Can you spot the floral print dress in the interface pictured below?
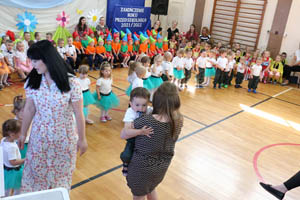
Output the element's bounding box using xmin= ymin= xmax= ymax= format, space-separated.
xmin=21 ymin=75 xmax=82 ymax=192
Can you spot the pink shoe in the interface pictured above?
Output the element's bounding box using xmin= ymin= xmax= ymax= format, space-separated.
xmin=100 ymin=116 xmax=107 ymax=122
xmin=264 ymin=80 xmax=267 ymax=84
xmin=105 ymin=116 xmax=112 ymax=121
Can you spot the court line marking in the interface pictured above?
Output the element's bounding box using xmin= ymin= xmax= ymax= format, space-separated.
xmin=253 ymin=143 xmax=300 ymax=183
xmin=71 ymin=96 xmax=272 ymax=190
xmin=71 ymin=79 xmax=297 ymax=190
xmin=272 ymin=88 xmax=293 ymax=98
xmin=71 ymin=164 xmax=122 ymax=190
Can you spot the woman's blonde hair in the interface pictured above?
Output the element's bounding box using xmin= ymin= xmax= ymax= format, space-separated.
xmin=152 ymin=82 xmax=183 ymax=140
xmin=12 ymin=95 xmax=26 ymax=115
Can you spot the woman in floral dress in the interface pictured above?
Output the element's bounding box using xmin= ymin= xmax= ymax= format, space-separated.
xmin=18 ymin=40 xmax=88 ymax=192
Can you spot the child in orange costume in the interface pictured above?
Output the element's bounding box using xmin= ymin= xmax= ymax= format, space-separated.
xmin=85 ymin=37 xmax=96 ymax=70
xmin=163 ymin=37 xmax=169 ymax=53
xmin=96 ymin=37 xmax=107 ymax=69
xmin=139 ymin=34 xmax=148 ymax=55
xmin=112 ymin=35 xmax=122 ymax=65
xmin=148 ymin=36 xmax=157 ymax=58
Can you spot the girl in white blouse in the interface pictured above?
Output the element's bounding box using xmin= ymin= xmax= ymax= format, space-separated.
xmin=93 ymin=62 xmax=120 ymax=122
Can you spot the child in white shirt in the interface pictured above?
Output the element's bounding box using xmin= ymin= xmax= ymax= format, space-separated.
xmin=235 ymin=56 xmax=247 ymax=88
xmin=203 ymin=50 xmax=217 ymax=87
xmin=223 ymin=53 xmax=236 ymax=88
xmin=57 ymin=38 xmax=66 ymax=60
xmin=120 ymin=87 xmax=153 ymax=176
xmin=172 ymin=49 xmax=185 ymax=89
xmin=182 ymin=48 xmax=194 ymax=88
xmin=65 ymin=37 xmax=77 ymax=70
xmin=161 ymin=52 xmax=173 ymax=82
xmin=248 ymin=57 xmax=263 ymax=93
xmin=214 ymin=49 xmax=228 ymax=89
xmin=196 ymin=49 xmax=207 ymax=88
xmin=1 ymin=119 xmax=24 ymax=196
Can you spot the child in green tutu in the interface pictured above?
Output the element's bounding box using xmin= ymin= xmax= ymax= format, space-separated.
xmin=78 ymin=65 xmax=96 ymax=124
xmin=1 ymin=119 xmax=24 ymax=196
xmin=93 ymin=62 xmax=120 ymax=122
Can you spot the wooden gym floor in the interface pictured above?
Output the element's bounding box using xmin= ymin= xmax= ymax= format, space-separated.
xmin=1 ymin=68 xmax=300 ymax=200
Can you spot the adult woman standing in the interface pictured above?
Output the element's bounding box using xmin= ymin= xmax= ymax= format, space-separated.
xmin=152 ymin=20 xmax=162 ymax=35
xmin=75 ymin=17 xmax=89 ymax=40
xmin=19 ymin=40 xmax=87 ymax=192
xmin=199 ymin=27 xmax=211 ymax=42
xmin=185 ymin=24 xmax=199 ymax=42
xmin=167 ymin=20 xmax=179 ymax=40
xmin=121 ymin=82 xmax=183 ymax=200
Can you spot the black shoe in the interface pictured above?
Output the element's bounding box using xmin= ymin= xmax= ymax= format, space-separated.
xmin=259 ymin=182 xmax=285 ymax=200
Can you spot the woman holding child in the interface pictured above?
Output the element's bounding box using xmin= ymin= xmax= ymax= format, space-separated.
xmin=121 ymin=82 xmax=183 ymax=200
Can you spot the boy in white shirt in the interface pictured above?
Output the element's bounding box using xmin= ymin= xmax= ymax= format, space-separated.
xmin=120 ymin=87 xmax=153 ymax=176
xmin=235 ymin=56 xmax=247 ymax=88
xmin=248 ymin=57 xmax=263 ymax=93
xmin=161 ymin=52 xmax=173 ymax=81
xmin=214 ymin=49 xmax=228 ymax=89
xmin=222 ymin=53 xmax=236 ymax=88
xmin=57 ymin=38 xmax=66 ymax=60
xmin=196 ymin=49 xmax=207 ymax=88
xmin=65 ymin=37 xmax=77 ymax=70
xmin=182 ymin=48 xmax=194 ymax=88
xmin=3 ymin=40 xmax=16 ymax=77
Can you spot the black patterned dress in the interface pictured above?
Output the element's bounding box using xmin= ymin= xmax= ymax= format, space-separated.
xmin=126 ymin=114 xmax=183 ymax=196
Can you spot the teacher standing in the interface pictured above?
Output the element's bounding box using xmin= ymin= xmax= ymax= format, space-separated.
xmin=19 ymin=40 xmax=87 ymax=192
xmin=121 ymin=82 xmax=183 ymax=200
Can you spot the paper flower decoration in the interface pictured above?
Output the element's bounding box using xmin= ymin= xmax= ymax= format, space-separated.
xmin=56 ymin=11 xmax=70 ymax=27
xmin=87 ymin=9 xmax=101 ymax=27
xmin=16 ymin=11 xmax=38 ymax=32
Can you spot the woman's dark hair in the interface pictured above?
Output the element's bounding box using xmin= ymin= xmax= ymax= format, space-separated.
xmin=2 ymin=119 xmax=21 ymax=137
xmin=77 ymin=17 xmax=87 ymax=32
xmin=152 ymin=82 xmax=182 ymax=140
xmin=26 ymin=40 xmax=75 ymax=93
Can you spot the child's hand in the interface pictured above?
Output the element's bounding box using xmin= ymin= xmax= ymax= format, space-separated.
xmin=98 ymin=95 xmax=101 ymax=100
xmin=140 ymin=126 xmax=153 ymax=138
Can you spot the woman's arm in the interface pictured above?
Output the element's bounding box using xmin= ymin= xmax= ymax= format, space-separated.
xmin=71 ymin=99 xmax=88 ymax=156
xmin=120 ymin=122 xmax=153 ymax=139
xmin=19 ymin=98 xmax=36 ymax=150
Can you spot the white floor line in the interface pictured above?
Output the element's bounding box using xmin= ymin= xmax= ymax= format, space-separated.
xmin=272 ymin=87 xmax=293 ymax=98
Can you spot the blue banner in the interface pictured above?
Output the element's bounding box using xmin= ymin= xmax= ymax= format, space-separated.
xmin=106 ymin=0 xmax=145 ymax=28
xmin=111 ymin=5 xmax=151 ymax=33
